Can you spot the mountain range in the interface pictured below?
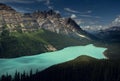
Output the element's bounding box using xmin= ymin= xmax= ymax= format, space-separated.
xmin=0 ymin=3 xmax=120 ymax=81
xmin=0 ymin=3 xmax=91 ymax=40
xmin=1 ymin=3 xmax=119 ymax=42
xmin=97 ymin=26 xmax=120 ymax=42
xmin=0 ymin=3 xmax=120 ymax=59
xmin=0 ymin=3 xmax=94 ymax=58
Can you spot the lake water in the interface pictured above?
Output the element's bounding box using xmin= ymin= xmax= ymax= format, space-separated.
xmin=0 ymin=44 xmax=107 ymax=76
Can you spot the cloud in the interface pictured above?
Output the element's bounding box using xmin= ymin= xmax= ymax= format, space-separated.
xmin=71 ymin=14 xmax=77 ymax=19
xmin=0 ymin=0 xmax=50 ymax=4
xmin=74 ymin=19 xmax=84 ymax=25
xmin=0 ymin=0 xmax=34 ymax=3
xmin=48 ymin=6 xmax=54 ymax=9
xmin=64 ymin=8 xmax=80 ymax=13
xmin=12 ymin=6 xmax=33 ymax=13
xmin=75 ymin=18 xmax=102 ymax=28
xmin=87 ymin=10 xmax=92 ymax=13
xmin=64 ymin=8 xmax=92 ymax=14
xmin=36 ymin=0 xmax=45 ymax=2
xmin=79 ymin=15 xmax=93 ymax=18
xmin=0 ymin=0 xmax=52 ymax=10
xmin=41 ymin=0 xmax=53 ymax=9
xmin=79 ymin=15 xmax=101 ymax=19
xmin=64 ymin=8 xmax=101 ymax=19
xmin=37 ymin=0 xmax=50 ymax=6
xmin=111 ymin=15 xmax=120 ymax=26
xmin=82 ymin=25 xmax=105 ymax=31
xmin=55 ymin=10 xmax=60 ymax=14
xmin=46 ymin=0 xmax=50 ymax=5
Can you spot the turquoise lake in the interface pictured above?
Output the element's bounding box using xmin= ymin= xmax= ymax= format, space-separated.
xmin=0 ymin=44 xmax=107 ymax=76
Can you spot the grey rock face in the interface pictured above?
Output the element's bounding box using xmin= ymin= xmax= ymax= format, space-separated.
xmin=0 ymin=4 xmax=90 ymax=40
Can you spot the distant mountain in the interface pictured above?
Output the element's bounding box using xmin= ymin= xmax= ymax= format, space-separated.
xmin=97 ymin=26 xmax=120 ymax=42
xmin=97 ymin=15 xmax=120 ymax=42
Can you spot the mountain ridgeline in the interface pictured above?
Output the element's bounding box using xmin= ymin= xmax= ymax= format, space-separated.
xmin=0 ymin=3 xmax=93 ymax=58
xmin=0 ymin=3 xmax=15 ymax=11
xmin=0 ymin=3 xmax=91 ymax=40
xmin=97 ymin=26 xmax=120 ymax=42
xmin=0 ymin=3 xmax=119 ymax=59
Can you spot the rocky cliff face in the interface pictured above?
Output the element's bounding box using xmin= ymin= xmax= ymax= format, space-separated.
xmin=0 ymin=3 xmax=39 ymax=32
xmin=0 ymin=4 xmax=21 ymax=31
xmin=33 ymin=10 xmax=89 ymax=39
xmin=0 ymin=3 xmax=15 ymax=11
xmin=0 ymin=3 xmax=90 ymax=40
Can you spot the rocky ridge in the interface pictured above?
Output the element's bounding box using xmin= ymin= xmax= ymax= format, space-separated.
xmin=0 ymin=3 xmax=90 ymax=40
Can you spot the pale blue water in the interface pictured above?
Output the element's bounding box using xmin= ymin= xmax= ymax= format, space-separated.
xmin=0 ymin=44 xmax=107 ymax=76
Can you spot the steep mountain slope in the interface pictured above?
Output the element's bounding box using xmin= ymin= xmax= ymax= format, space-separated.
xmin=0 ymin=29 xmax=91 ymax=58
xmin=33 ymin=10 xmax=93 ymax=40
xmin=0 ymin=3 xmax=14 ymax=11
xmin=0 ymin=3 xmax=22 ymax=31
xmin=0 ymin=3 xmax=95 ymax=58
xmin=0 ymin=3 xmax=39 ymax=32
xmin=0 ymin=3 xmax=93 ymax=41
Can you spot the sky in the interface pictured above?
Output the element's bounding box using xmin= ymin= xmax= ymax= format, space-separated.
xmin=0 ymin=0 xmax=120 ymax=30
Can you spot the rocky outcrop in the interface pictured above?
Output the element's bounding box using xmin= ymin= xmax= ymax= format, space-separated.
xmin=0 ymin=3 xmax=15 ymax=11
xmin=45 ymin=45 xmax=57 ymax=51
xmin=33 ymin=10 xmax=89 ymax=39
xmin=0 ymin=4 xmax=91 ymax=40
xmin=0 ymin=3 xmax=39 ymax=32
